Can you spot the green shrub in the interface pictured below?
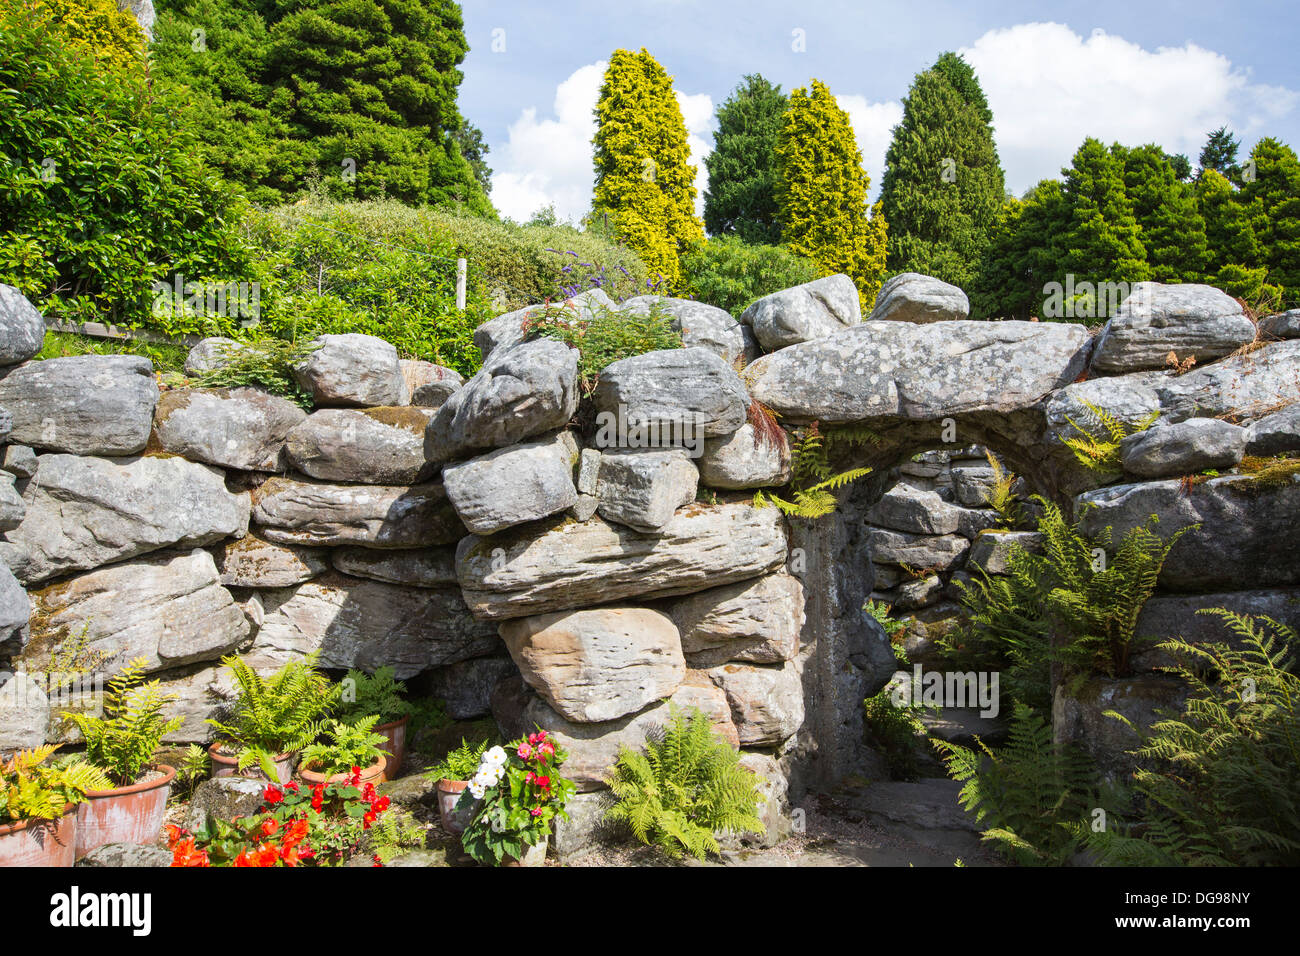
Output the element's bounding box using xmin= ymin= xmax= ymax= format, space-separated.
xmin=523 ymin=300 xmax=682 ymax=396
xmin=337 ymin=667 xmax=414 ymax=726
xmin=65 ymin=657 xmax=183 ymax=787
xmin=192 ymin=338 xmax=319 ymax=408
xmin=299 ymin=717 xmax=389 ymax=778
xmin=679 ymin=236 xmax=818 ymax=315
xmin=425 ymin=737 xmax=492 ymax=782
xmin=37 ymin=331 xmax=189 ymax=375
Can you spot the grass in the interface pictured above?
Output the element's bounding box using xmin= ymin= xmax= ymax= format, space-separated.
xmin=37 ymin=330 xmax=186 ymax=375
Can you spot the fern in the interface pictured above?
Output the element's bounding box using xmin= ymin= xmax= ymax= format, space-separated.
xmin=0 ymin=746 xmax=111 ymax=824
xmin=299 ymin=716 xmax=389 ymax=777
xmin=337 ymin=667 xmax=413 ymax=725
xmin=193 ymin=339 xmax=320 ymax=409
xmin=605 ymin=705 xmax=764 ymax=861
xmin=981 ymin=450 xmax=1020 ymax=528
xmin=754 ymin=420 xmax=876 ymax=519
xmin=67 ymin=656 xmax=183 ymax=787
xmin=1059 ymin=400 xmax=1158 ymax=476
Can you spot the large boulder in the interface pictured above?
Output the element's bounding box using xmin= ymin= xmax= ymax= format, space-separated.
xmin=595 ymin=447 xmax=698 ymax=532
xmin=183 ymin=337 xmax=248 ymax=376
xmin=25 ymin=549 xmax=248 ymax=676
xmin=620 ymin=295 xmax=752 ymax=366
xmin=706 ymin=661 xmax=804 ymax=746
xmin=401 ymin=360 xmax=463 ymax=408
xmin=0 ymin=285 xmax=47 ymax=366
xmin=329 ymin=546 xmax=458 ymax=588
xmin=866 ymin=482 xmax=962 ymax=535
xmin=590 ymin=347 xmax=748 ymax=441
xmin=1119 ymin=417 xmax=1247 ymax=478
xmin=292 ymin=334 xmax=407 ymax=407
xmin=473 ymin=288 xmax=613 ymax=358
xmin=2 ymin=444 xmax=37 ymax=479
xmin=0 ymin=355 xmax=158 ymax=455
xmin=728 ymin=752 xmax=793 ymax=848
xmin=153 ymin=387 xmax=306 ymax=472
xmin=0 ymin=472 xmax=24 ymax=532
xmin=0 ymin=454 xmax=250 ymax=585
xmin=1244 ymin=403 xmax=1300 ymax=456
xmin=214 ymin=534 xmax=328 ymax=588
xmin=697 ymin=423 xmax=791 ymax=490
xmin=866 ymin=273 xmax=969 ymax=324
xmin=1132 ymin=588 xmax=1300 ymax=670
xmin=285 ymin=407 xmax=434 ymax=484
xmin=456 ymin=501 xmax=788 ymax=621
xmin=499 ymin=607 xmax=686 ymax=722
xmin=251 ymin=477 xmax=464 ymax=549
xmin=1053 ymin=676 xmax=1187 ymax=782
xmin=1150 ymin=339 xmax=1300 ymax=423
xmin=251 ymin=573 xmax=498 ymax=678
xmin=425 ymin=337 xmax=579 ymax=463
xmin=740 ymin=274 xmax=861 ymax=351
xmin=184 ymin=778 xmax=267 ymax=831
xmin=1077 ymin=475 xmax=1300 ymax=591
xmin=747 ymin=320 xmax=1090 ymax=423
xmin=668 ymin=571 xmax=803 ymax=667
xmin=442 ymin=432 xmax=578 ymax=535
xmin=0 ymin=562 xmax=29 ymax=658
xmin=1091 ymin=283 xmax=1257 ymax=374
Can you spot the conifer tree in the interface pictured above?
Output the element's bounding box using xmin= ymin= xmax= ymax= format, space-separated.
xmin=1195 ymin=168 xmax=1267 ymax=301
xmin=592 ymin=47 xmax=704 ymax=290
xmin=970 ymin=181 xmax=1070 ymax=319
xmin=1199 ymin=126 xmax=1242 ymax=181
xmin=878 ymin=53 xmax=1004 ymax=290
xmin=703 ymin=74 xmax=787 ymax=244
xmin=1119 ymin=144 xmax=1209 ymax=283
xmin=775 ymin=79 xmax=888 ymax=310
xmin=1237 ymin=137 xmax=1300 ymax=305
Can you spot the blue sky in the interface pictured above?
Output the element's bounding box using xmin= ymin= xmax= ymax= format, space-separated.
xmin=457 ymin=0 xmax=1300 ymax=222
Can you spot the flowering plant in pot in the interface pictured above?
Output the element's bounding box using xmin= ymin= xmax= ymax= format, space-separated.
xmin=205 ymin=653 xmax=340 ymax=782
xmin=458 ymin=731 xmax=576 ymax=867
xmin=0 ymin=745 xmax=109 ymax=867
xmin=298 ymin=716 xmax=390 ymax=786
xmin=64 ymin=657 xmax=184 ymax=857
xmin=338 ymin=667 xmax=414 ymax=779
xmin=426 ymin=737 xmax=491 ymax=835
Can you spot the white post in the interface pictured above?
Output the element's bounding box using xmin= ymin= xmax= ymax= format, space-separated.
xmin=456 ymin=257 xmax=467 ymax=311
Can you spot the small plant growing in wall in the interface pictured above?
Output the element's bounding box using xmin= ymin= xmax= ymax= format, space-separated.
xmin=753 ymin=421 xmax=877 ymax=519
xmin=1058 ymin=400 xmax=1158 ymax=477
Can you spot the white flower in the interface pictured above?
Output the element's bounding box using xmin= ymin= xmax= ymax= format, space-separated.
xmin=468 ymin=782 xmax=486 ymax=799
xmin=473 ymin=768 xmax=495 ymax=788
xmin=483 ymin=746 xmax=507 ymax=766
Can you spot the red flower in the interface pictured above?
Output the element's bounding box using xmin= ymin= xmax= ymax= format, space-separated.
xmin=535 ymin=775 xmax=550 ymax=788
xmin=263 ymin=785 xmax=283 ymax=804
xmin=260 ymin=817 xmax=281 ymax=838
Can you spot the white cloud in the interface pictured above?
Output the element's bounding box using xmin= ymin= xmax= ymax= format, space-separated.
xmin=959 ymin=22 xmax=1299 ymax=194
xmin=836 ymin=95 xmax=904 ymax=199
xmin=490 ymin=63 xmax=714 ymax=223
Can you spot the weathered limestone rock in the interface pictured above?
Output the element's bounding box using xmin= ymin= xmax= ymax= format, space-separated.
xmin=456 ymin=501 xmax=788 ymax=621
xmin=0 ymin=562 xmax=29 ymax=658
xmin=955 ymin=505 xmax=1001 ymax=538
xmin=595 ymin=447 xmax=698 ymax=532
xmin=668 ymin=571 xmax=803 ymax=667
xmin=425 ymin=655 xmax=519 ymax=720
xmin=251 ymin=477 xmax=464 ymax=549
xmin=251 ymin=573 xmax=498 ymax=678
xmin=1132 ymin=588 xmax=1300 ymax=670
xmin=2 ymin=444 xmax=37 ymax=479
xmin=949 ymin=465 xmax=997 ymax=508
xmin=1053 ymin=676 xmax=1187 ymax=781
xmin=0 ymin=454 xmax=250 ymax=585
xmin=425 ymin=337 xmax=579 ymax=463
xmin=570 ymin=494 xmax=598 ymax=521
xmin=0 ymin=473 xmax=23 ymax=532
xmin=0 ymin=355 xmax=158 ymax=455
xmin=866 ymin=482 xmax=962 ymax=535
xmin=1260 ymin=308 xmax=1300 ymax=340
xmin=966 ymin=531 xmax=1043 ymax=575
xmin=473 ymin=288 xmax=613 ymax=358
xmin=329 ymin=546 xmax=458 ymax=588
xmin=866 ymin=272 xmax=969 ymax=324
xmin=728 ymin=752 xmax=793 ymax=848
xmin=401 ymin=360 xmax=463 ymax=408
xmin=894 ymin=574 xmax=943 ymax=610
xmin=77 ymin=843 xmax=172 ymax=868
xmin=499 ymin=607 xmax=686 ymax=722
xmin=1091 ymin=283 xmax=1256 ymax=374
xmin=183 ymin=337 xmax=249 ymax=376
xmin=697 ymin=423 xmax=791 ymax=489
xmin=154 ymin=387 xmax=306 ymax=472
xmin=442 ymin=433 xmax=578 ymax=535
xmin=590 ymin=348 xmax=748 ymax=440
xmin=0 ymin=671 xmax=48 ymax=751
xmin=1077 ymin=475 xmax=1300 ymax=590
xmin=285 ymin=406 xmax=434 ymax=484
xmin=866 ymin=527 xmax=969 ymax=571
xmin=551 ymin=790 xmax=618 ymax=861
xmin=576 ymin=448 xmax=601 ymax=494
xmin=1119 ymin=418 xmax=1247 ymax=478
xmin=0 ymin=285 xmax=47 ymax=366
xmin=746 ymin=320 xmax=1090 ymax=423
xmin=25 ymin=549 xmax=248 ymax=675
xmin=1244 ymin=403 xmax=1300 ymax=456
xmin=1152 ymin=340 xmax=1300 ymax=423
xmin=293 ymin=333 xmax=408 ymax=407
xmin=741 ymin=274 xmax=861 ymax=351
xmin=185 ymin=778 xmax=267 ymax=831
xmin=214 ymin=534 xmax=327 ymax=588
xmin=1044 ymin=374 xmax=1166 ymax=445
xmin=707 ymin=661 xmax=804 ymax=746
xmin=621 ymin=295 xmax=750 ymax=365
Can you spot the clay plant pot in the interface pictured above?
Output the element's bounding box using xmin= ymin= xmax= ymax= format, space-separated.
xmin=375 ymin=715 xmax=409 ymax=781
xmin=0 ymin=806 xmax=77 ymax=867
xmin=436 ymin=779 xmax=480 ymax=835
xmin=75 ymin=764 xmax=176 ymax=859
xmin=504 ymin=834 xmax=548 ymax=868
xmin=298 ymin=755 xmax=387 ymax=788
xmin=208 ymin=743 xmax=295 ymax=784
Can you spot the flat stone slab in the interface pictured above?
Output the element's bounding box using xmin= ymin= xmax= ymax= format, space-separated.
xmin=251 ymin=477 xmax=464 ymax=549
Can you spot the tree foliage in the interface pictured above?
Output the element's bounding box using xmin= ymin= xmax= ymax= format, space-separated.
xmin=703 ymin=74 xmax=787 ymax=244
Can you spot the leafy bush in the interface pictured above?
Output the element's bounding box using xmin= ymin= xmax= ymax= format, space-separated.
xmin=65 ymin=657 xmax=183 ymax=787
xmin=192 ymin=338 xmax=319 ymax=408
xmin=605 ymin=705 xmax=763 ymax=861
xmin=0 ymin=3 xmax=253 ymax=330
xmin=1088 ymin=611 xmax=1300 ymax=866
xmin=37 ymin=331 xmax=189 ymax=376
xmin=337 ymin=667 xmax=414 ymax=726
xmin=29 ymin=0 xmax=144 ymax=72
xmin=523 ymin=300 xmax=682 ymax=396
xmin=679 ymin=236 xmax=818 ymax=315
xmin=299 ymin=717 xmax=389 ymax=778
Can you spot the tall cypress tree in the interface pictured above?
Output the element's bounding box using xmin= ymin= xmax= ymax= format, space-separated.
xmin=703 ymin=74 xmax=787 ymax=244
xmin=1237 ymin=138 xmax=1300 ymax=305
xmin=1120 ymin=143 xmax=1210 ymax=283
xmin=878 ymin=52 xmax=1004 ymax=290
xmin=774 ymin=79 xmax=888 ymax=310
xmin=592 ymin=47 xmax=704 ymax=290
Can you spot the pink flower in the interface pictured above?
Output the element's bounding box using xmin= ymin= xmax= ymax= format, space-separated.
xmin=540 ymin=740 xmax=555 ymax=756
xmin=531 ymin=808 xmax=542 ymax=817
xmin=525 ymin=771 xmax=536 ymax=784
xmin=517 ymin=743 xmax=533 ymax=760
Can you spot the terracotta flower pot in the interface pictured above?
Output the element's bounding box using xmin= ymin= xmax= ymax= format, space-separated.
xmin=298 ymin=755 xmax=386 ymax=787
xmin=436 ymin=779 xmax=480 ymax=835
xmin=208 ymin=743 xmax=295 ymax=783
xmin=0 ymin=806 xmax=77 ymax=867
xmin=75 ymin=764 xmax=176 ymax=859
xmin=504 ymin=834 xmax=548 ymax=868
xmin=375 ymin=715 xmax=409 ymax=781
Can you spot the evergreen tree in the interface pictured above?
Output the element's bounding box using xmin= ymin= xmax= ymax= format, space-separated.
xmin=454 ymin=123 xmax=493 ymax=196
xmin=1119 ymin=143 xmax=1209 ymax=282
xmin=1194 ymin=168 xmax=1267 ymax=301
xmin=878 ymin=53 xmax=1005 ymax=291
xmin=702 ymin=74 xmax=787 ymax=244
xmin=1237 ymin=137 xmax=1300 ymax=306
xmin=971 ymin=181 xmax=1070 ymax=320
xmin=1199 ymin=126 xmax=1241 ymax=181
xmin=592 ymin=47 xmax=704 ymax=289
xmin=775 ymin=79 xmax=888 ymax=310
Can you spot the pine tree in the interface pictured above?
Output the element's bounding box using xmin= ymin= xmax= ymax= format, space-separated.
xmin=703 ymin=75 xmax=787 ymax=244
xmin=1194 ymin=168 xmax=1267 ymax=300
xmin=1119 ymin=144 xmax=1209 ymax=282
xmin=592 ymin=48 xmax=704 ymax=290
xmin=1199 ymin=126 xmax=1241 ymax=181
xmin=775 ymin=79 xmax=888 ymax=311
xmin=879 ymin=53 xmax=1005 ymax=291
xmin=1238 ymin=137 xmax=1300 ymax=306
xmin=971 ymin=180 xmax=1070 ymax=319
